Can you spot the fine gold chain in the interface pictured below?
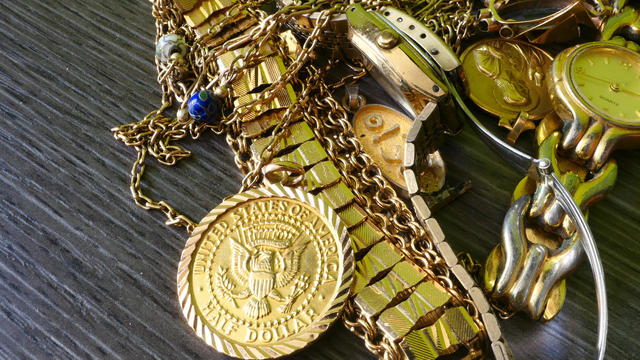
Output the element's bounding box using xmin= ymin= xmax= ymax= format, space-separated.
xmin=113 ymin=0 xmax=343 ymax=231
xmin=113 ymin=0 xmax=478 ymax=231
xmin=405 ymin=0 xmax=476 ymax=53
xmin=298 ymin=64 xmax=483 ymax=357
xmin=112 ymin=1 xmax=487 ymax=358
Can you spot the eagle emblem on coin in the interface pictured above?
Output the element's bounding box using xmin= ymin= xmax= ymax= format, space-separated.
xmin=177 ymin=185 xmax=353 ymax=359
xmin=216 ymin=224 xmax=310 ymax=319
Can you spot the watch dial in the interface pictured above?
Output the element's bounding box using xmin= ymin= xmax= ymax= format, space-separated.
xmin=569 ymin=45 xmax=640 ymax=127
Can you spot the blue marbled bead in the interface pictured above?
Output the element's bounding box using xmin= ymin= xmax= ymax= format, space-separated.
xmin=188 ymin=90 xmax=222 ymax=124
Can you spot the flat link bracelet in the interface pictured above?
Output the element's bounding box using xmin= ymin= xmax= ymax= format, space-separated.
xmin=230 ymin=45 xmax=494 ymax=357
xmin=403 ymin=102 xmax=511 ymax=359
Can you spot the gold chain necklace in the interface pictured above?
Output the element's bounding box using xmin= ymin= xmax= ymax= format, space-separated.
xmin=112 ymin=0 xmax=511 ymax=359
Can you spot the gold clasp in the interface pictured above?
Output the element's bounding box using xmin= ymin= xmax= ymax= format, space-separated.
xmin=262 ymin=160 xmax=306 ymax=188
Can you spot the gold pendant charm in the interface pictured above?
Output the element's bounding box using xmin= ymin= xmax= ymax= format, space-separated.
xmin=353 ymin=104 xmax=446 ymax=194
xmin=460 ymin=39 xmax=553 ymax=143
xmin=177 ymin=184 xmax=353 ymax=359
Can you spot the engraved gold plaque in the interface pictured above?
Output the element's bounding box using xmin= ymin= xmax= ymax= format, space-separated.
xmin=353 ymin=104 xmax=412 ymax=189
xmin=177 ymin=184 xmax=353 ymax=359
xmin=353 ymin=104 xmax=445 ymax=193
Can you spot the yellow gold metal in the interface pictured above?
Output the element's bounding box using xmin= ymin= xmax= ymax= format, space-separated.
xmin=241 ymin=125 xmax=491 ymax=358
xmin=400 ymin=329 xmax=443 ymax=359
xmin=262 ymin=161 xmax=305 ymax=187
xmin=350 ymin=220 xmax=385 ymax=254
xmin=242 ymin=112 xmax=282 ymax=138
xmin=250 ymin=121 xmax=315 ymax=162
xmin=356 ymin=261 xmax=425 ymax=322
xmin=112 ymin=1 xmax=507 ymax=358
xmin=335 ymin=204 xmax=367 ymax=229
xmin=353 ymin=104 xmax=412 ymax=190
xmin=479 ymin=38 xmax=640 ymax=326
xmin=355 ymin=285 xmax=393 ymax=318
xmin=305 ymin=161 xmax=342 ymax=192
xmin=483 ymin=131 xmax=617 ymax=320
xmin=318 ymin=181 xmax=356 ymax=210
xmin=234 ymin=84 xmax=297 ymax=122
xmin=549 ymin=41 xmax=640 ymax=170
xmin=460 ymin=39 xmax=554 ymax=143
xmin=278 ymin=140 xmax=328 ymax=168
xmin=183 ymin=0 xmax=234 ymax=28
xmin=173 ymin=0 xmax=198 ymax=12
xmin=353 ymin=104 xmax=447 ymax=195
xmin=177 ymin=184 xmax=353 ymax=359
xmin=352 ymin=240 xmax=403 ymax=293
xmin=443 ymin=306 xmax=480 ymax=343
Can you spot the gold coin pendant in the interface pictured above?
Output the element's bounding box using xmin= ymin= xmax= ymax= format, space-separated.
xmin=177 ymin=184 xmax=353 ymax=359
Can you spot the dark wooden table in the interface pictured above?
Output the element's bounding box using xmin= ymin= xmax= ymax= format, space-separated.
xmin=1 ymin=1 xmax=638 ymax=359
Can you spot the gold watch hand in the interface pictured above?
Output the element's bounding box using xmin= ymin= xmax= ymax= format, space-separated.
xmin=576 ymin=72 xmax=640 ymax=98
xmin=576 ymin=71 xmax=618 ymax=85
xmin=617 ymin=87 xmax=640 ymax=98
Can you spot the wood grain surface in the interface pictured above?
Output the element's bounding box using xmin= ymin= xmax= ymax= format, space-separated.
xmin=0 ymin=1 xmax=638 ymax=359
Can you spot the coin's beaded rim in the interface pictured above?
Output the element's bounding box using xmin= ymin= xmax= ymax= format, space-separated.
xmin=177 ymin=184 xmax=354 ymax=359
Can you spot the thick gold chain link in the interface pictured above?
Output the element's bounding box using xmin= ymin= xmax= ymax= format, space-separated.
xmin=292 ymin=63 xmax=485 ymax=357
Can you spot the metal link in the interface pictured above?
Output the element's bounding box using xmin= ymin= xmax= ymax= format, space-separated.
xmin=296 ymin=63 xmax=485 ymax=357
xmin=113 ymin=1 xmax=491 ymax=358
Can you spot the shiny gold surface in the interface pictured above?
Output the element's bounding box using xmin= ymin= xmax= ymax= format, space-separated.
xmin=114 ymin=2 xmax=508 ymax=358
xmin=568 ymin=45 xmax=640 ymax=127
xmin=173 ymin=0 xmax=199 ymax=12
xmin=353 ymin=104 xmax=446 ymax=193
xmin=353 ymin=105 xmax=412 ymax=189
xmin=177 ymin=185 xmax=353 ymax=358
xmin=460 ymin=39 xmax=553 ymax=143
xmin=183 ymin=0 xmax=234 ymax=28
xmin=346 ymin=5 xmax=448 ymax=118
xmin=549 ymin=42 xmax=640 ymax=170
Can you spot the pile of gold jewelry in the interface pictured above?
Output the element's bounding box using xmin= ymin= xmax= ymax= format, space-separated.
xmin=112 ymin=0 xmax=640 ymax=358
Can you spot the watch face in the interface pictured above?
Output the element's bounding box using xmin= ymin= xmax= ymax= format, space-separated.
xmin=568 ymin=44 xmax=640 ymax=127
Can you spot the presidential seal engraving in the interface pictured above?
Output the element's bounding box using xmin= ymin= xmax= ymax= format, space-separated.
xmin=177 ymin=184 xmax=353 ymax=359
xmin=216 ymin=224 xmax=310 ymax=319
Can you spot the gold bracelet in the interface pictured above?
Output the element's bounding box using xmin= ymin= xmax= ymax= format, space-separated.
xmin=111 ymin=0 xmax=519 ymax=359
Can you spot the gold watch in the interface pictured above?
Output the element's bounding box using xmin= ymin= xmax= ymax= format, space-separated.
xmin=548 ymin=41 xmax=640 ymax=170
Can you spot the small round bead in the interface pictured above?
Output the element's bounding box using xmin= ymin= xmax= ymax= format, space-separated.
xmin=188 ymin=90 xmax=222 ymax=124
xmin=156 ymin=34 xmax=188 ymax=63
